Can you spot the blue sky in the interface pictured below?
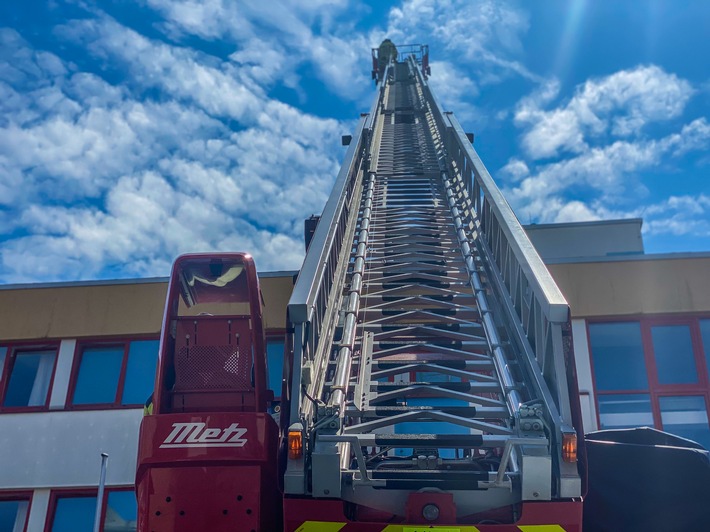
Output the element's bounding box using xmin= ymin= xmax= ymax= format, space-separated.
xmin=0 ymin=0 xmax=708 ymax=283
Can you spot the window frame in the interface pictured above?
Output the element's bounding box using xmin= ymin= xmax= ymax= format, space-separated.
xmin=44 ymin=486 xmax=136 ymax=532
xmin=588 ymin=313 xmax=710 ymax=440
xmin=66 ymin=335 xmax=159 ymax=410
xmin=0 ymin=341 xmax=59 ymax=412
xmin=0 ymin=490 xmax=33 ymax=532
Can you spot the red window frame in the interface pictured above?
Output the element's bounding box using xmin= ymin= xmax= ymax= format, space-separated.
xmin=588 ymin=313 xmax=710 ymax=435
xmin=0 ymin=490 xmax=33 ymax=532
xmin=44 ymin=486 xmax=135 ymax=532
xmin=66 ymin=335 xmax=159 ymax=410
xmin=0 ymin=342 xmax=59 ymax=412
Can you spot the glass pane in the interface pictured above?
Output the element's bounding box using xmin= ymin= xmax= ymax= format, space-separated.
xmin=415 ymin=369 xmax=462 ymax=383
xmin=700 ymin=319 xmax=710 ymax=381
xmin=104 ymin=491 xmax=137 ymax=532
xmin=395 ymin=397 xmax=468 ymax=458
xmin=0 ymin=500 xmax=28 ymax=532
xmin=651 ymin=325 xmax=698 ymax=384
xmin=598 ymin=394 xmax=654 ymax=429
xmin=121 ymin=340 xmax=159 ymax=405
xmin=73 ymin=347 xmax=124 ymax=405
xmin=0 ymin=347 xmax=6 ymax=384
xmin=266 ymin=339 xmax=284 ymax=395
xmin=51 ymin=496 xmax=96 ymax=532
xmin=4 ymin=350 xmax=56 ymax=407
xmin=659 ymin=396 xmax=710 ymax=450
xmin=589 ymin=322 xmax=648 ymax=391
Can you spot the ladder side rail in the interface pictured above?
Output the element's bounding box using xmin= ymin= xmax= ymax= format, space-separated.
xmin=288 ymin=70 xmax=385 ymax=327
xmin=286 ymin=81 xmax=387 ymax=495
xmin=286 ymin=115 xmax=367 ymax=430
xmin=412 ymin=59 xmax=581 ymax=497
xmin=440 ymin=103 xmax=582 ymax=496
xmin=410 ymin=58 xmax=565 ymax=416
xmin=411 ymin=57 xmax=572 ymax=418
xmin=444 ymin=112 xmax=574 ymax=426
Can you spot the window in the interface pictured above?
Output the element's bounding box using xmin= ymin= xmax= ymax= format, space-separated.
xmin=0 ymin=345 xmax=57 ymax=410
xmin=0 ymin=493 xmax=31 ymax=532
xmin=589 ymin=317 xmax=710 ymax=449
xmin=103 ymin=490 xmax=137 ymax=532
xmin=266 ymin=336 xmax=285 ymax=398
xmin=700 ymin=319 xmax=710 ymax=381
xmin=51 ymin=494 xmax=95 ymax=532
xmin=69 ymin=339 xmax=159 ymax=408
xmin=651 ymin=325 xmax=698 ymax=385
xmin=659 ymin=396 xmax=710 ymax=449
xmin=48 ymin=489 xmax=136 ymax=532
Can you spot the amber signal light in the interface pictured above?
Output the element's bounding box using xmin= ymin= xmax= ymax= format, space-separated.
xmin=288 ymin=430 xmax=303 ymax=460
xmin=562 ymin=432 xmax=577 ymax=463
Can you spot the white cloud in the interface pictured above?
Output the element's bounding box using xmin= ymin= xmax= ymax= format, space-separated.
xmin=0 ymin=13 xmax=348 ymax=283
xmin=386 ymin=0 xmax=534 ymax=82
xmin=140 ymin=0 xmax=371 ymax=103
xmin=515 ymin=65 xmax=695 ymax=159
xmin=499 ymin=158 xmax=530 ymax=182
xmin=504 ymin=117 xmax=710 ymax=224
xmin=426 ymin=60 xmax=480 ymax=123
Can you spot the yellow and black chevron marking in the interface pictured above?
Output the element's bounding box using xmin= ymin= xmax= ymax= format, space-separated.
xmin=295 ymin=522 xmax=567 ymax=532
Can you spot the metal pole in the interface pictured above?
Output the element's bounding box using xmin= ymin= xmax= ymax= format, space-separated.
xmin=93 ymin=452 xmax=109 ymax=532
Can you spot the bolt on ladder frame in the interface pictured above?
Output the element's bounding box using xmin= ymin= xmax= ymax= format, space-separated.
xmin=284 ymin=52 xmax=584 ymax=527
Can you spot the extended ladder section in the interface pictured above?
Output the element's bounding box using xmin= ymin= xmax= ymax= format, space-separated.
xmin=286 ymin=55 xmax=582 ymax=520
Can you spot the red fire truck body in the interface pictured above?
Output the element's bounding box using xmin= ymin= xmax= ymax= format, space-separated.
xmin=136 ymin=254 xmax=281 ymax=531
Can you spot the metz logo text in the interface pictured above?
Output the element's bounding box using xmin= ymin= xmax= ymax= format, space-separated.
xmin=160 ymin=422 xmax=248 ymax=448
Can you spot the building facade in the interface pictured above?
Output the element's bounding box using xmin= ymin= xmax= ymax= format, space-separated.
xmin=0 ymin=220 xmax=708 ymax=531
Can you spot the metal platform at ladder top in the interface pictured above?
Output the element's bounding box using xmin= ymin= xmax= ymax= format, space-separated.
xmin=286 ymin=52 xmax=582 ymax=519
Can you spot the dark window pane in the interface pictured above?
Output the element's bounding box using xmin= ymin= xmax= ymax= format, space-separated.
xmin=122 ymin=341 xmax=159 ymax=405
xmin=395 ymin=397 xmax=468 ymax=458
xmin=104 ymin=491 xmax=137 ymax=531
xmin=598 ymin=394 xmax=653 ymax=429
xmin=414 ymin=370 xmax=461 ymax=382
xmin=651 ymin=325 xmax=697 ymax=384
xmin=0 ymin=347 xmax=6 ymax=384
xmin=266 ymin=339 xmax=284 ymax=395
xmin=4 ymin=350 xmax=56 ymax=407
xmin=700 ymin=319 xmax=710 ymax=381
xmin=589 ymin=322 xmax=647 ymax=391
xmin=659 ymin=396 xmax=710 ymax=450
xmin=73 ymin=347 xmax=123 ymax=405
xmin=0 ymin=500 xmax=29 ymax=532
xmin=51 ymin=496 xmax=96 ymax=532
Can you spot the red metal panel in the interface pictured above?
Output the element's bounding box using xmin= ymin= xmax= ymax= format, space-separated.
xmin=137 ymin=412 xmax=280 ymax=531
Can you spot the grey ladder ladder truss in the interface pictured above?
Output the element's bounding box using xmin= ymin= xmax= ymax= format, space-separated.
xmin=286 ymin=56 xmax=582 ymax=519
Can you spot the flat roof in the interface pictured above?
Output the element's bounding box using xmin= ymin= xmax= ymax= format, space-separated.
xmin=0 ymin=270 xmax=299 ymax=291
xmin=544 ymin=251 xmax=710 ymax=264
xmin=524 ymin=218 xmax=643 ymax=231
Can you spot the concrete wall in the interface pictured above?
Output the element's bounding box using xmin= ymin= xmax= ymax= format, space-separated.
xmin=525 ymin=219 xmax=643 ymax=260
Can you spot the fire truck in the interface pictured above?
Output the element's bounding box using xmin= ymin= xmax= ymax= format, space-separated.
xmin=136 ymin=44 xmax=586 ymax=531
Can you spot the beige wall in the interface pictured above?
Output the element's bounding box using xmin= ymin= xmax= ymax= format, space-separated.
xmin=0 ymin=282 xmax=167 ymax=340
xmin=548 ymin=256 xmax=710 ymax=318
xmin=261 ymin=274 xmax=296 ymax=331
xmin=0 ymin=274 xmax=295 ymax=341
xmin=1 ymin=255 xmax=707 ymax=340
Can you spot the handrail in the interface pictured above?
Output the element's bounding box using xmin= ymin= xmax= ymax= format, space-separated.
xmin=288 ymin=114 xmax=367 ymax=324
xmin=412 ymin=57 xmax=573 ymax=427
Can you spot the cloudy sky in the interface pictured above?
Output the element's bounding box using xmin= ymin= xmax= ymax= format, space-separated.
xmin=1 ymin=0 xmax=708 ymax=283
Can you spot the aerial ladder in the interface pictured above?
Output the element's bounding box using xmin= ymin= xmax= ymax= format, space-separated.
xmin=281 ymin=46 xmax=584 ymax=530
xmin=136 ymin=45 xmax=585 ymax=531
